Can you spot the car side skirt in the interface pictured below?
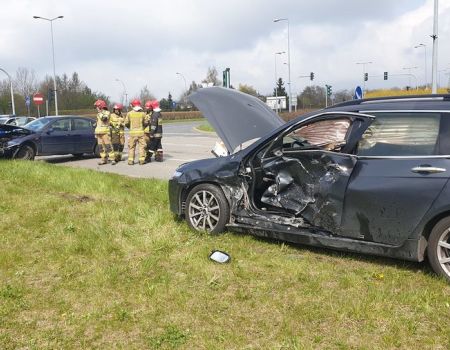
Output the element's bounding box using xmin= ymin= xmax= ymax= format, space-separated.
xmin=227 ymin=223 xmax=423 ymax=262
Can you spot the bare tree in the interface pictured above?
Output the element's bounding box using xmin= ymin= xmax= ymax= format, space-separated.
xmin=138 ymin=85 xmax=156 ymax=104
xmin=13 ymin=67 xmax=38 ymax=98
xmin=202 ymin=66 xmax=221 ymax=86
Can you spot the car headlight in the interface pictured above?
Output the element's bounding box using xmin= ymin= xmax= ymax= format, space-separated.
xmin=6 ymin=140 xmax=21 ymax=148
xmin=172 ymin=170 xmax=183 ymax=178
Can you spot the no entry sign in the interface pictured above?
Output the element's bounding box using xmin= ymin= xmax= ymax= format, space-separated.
xmin=33 ymin=93 xmax=44 ymax=105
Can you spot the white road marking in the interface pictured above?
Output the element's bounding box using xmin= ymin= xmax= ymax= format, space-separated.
xmin=167 ymin=158 xmax=199 ymax=162
xmin=164 ymin=142 xmax=211 ymax=147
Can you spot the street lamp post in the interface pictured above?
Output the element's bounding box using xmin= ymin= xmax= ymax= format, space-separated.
xmin=33 ymin=15 xmax=63 ymax=116
xmin=176 ymin=72 xmax=187 ymax=106
xmin=115 ymin=78 xmax=128 ymax=111
xmin=431 ymin=0 xmax=439 ymax=94
xmin=274 ymin=51 xmax=285 ymax=114
xmin=0 ymin=68 xmax=16 ymax=115
xmin=274 ymin=18 xmax=292 ymax=112
xmin=402 ymin=66 xmax=419 ymax=88
xmin=356 ymin=61 xmax=372 ymax=97
xmin=414 ymin=43 xmax=427 ymax=88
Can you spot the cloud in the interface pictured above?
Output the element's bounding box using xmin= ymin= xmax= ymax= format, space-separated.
xmin=0 ymin=0 xmax=448 ymax=102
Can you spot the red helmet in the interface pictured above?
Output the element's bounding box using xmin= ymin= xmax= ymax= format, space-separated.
xmin=151 ymin=100 xmax=160 ymax=109
xmin=130 ymin=99 xmax=141 ymax=107
xmin=144 ymin=100 xmax=153 ymax=110
xmin=94 ymin=99 xmax=107 ymax=109
xmin=113 ymin=103 xmax=123 ymax=110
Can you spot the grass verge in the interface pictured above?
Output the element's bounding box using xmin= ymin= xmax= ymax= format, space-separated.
xmin=0 ymin=161 xmax=449 ymax=349
xmin=196 ymin=122 xmax=215 ymax=133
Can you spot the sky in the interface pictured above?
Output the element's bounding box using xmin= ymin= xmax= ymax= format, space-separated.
xmin=1 ymin=0 xmax=450 ymax=103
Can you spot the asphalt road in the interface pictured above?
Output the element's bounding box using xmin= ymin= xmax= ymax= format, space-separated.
xmin=36 ymin=121 xmax=220 ymax=180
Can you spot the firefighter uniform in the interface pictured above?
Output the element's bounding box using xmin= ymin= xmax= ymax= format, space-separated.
xmin=110 ymin=112 xmax=125 ymax=162
xmin=125 ymin=107 xmax=147 ymax=165
xmin=144 ymin=112 xmax=152 ymax=162
xmin=148 ymin=108 xmax=163 ymax=162
xmin=95 ymin=109 xmax=114 ymax=164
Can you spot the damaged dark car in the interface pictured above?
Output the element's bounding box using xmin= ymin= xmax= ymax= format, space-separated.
xmin=0 ymin=116 xmax=97 ymax=160
xmin=169 ymin=87 xmax=450 ymax=281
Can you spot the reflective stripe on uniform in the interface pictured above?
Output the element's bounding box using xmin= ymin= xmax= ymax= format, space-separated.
xmin=95 ymin=111 xmax=111 ymax=134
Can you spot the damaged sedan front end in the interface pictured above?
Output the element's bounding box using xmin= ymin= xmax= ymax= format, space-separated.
xmin=0 ymin=124 xmax=35 ymax=158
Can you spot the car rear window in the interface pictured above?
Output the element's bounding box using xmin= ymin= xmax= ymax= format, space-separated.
xmin=357 ymin=112 xmax=441 ymax=156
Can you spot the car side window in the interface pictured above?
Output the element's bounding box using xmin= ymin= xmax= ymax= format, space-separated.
xmin=50 ymin=119 xmax=71 ymax=132
xmin=357 ymin=112 xmax=441 ymax=156
xmin=72 ymin=118 xmax=92 ymax=131
xmin=282 ymin=118 xmax=351 ymax=152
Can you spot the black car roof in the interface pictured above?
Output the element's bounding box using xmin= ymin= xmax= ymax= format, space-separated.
xmin=328 ymin=94 xmax=450 ymax=112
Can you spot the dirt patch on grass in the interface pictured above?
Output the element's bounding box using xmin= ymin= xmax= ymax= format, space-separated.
xmin=58 ymin=192 xmax=95 ymax=203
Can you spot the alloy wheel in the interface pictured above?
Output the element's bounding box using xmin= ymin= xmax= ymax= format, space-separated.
xmin=437 ymin=227 xmax=450 ymax=277
xmin=188 ymin=190 xmax=221 ymax=231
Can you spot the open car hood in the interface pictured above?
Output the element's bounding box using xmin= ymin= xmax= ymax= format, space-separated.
xmin=0 ymin=124 xmax=33 ymax=139
xmin=189 ymin=87 xmax=285 ymax=153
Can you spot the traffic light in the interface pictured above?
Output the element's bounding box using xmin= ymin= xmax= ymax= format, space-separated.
xmin=326 ymin=85 xmax=332 ymax=97
xmin=47 ymin=89 xmax=54 ymax=102
xmin=222 ymin=68 xmax=230 ymax=88
xmin=364 ymin=73 xmax=368 ymax=81
xmin=310 ymin=72 xmax=314 ymax=81
xmin=222 ymin=70 xmax=227 ymax=87
xmin=384 ymin=71 xmax=388 ymax=80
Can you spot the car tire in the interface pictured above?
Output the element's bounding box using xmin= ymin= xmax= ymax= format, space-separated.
xmin=185 ymin=184 xmax=229 ymax=233
xmin=94 ymin=144 xmax=101 ymax=158
xmin=427 ymin=217 xmax=450 ymax=282
xmin=14 ymin=144 xmax=35 ymax=160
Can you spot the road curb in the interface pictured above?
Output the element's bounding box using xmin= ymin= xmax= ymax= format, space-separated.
xmin=193 ymin=126 xmax=216 ymax=134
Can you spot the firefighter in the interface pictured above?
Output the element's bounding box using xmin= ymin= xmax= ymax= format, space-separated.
xmin=124 ymin=99 xmax=147 ymax=165
xmin=144 ymin=100 xmax=153 ymax=162
xmin=94 ymin=99 xmax=114 ymax=165
xmin=110 ymin=103 xmax=125 ymax=163
xmin=148 ymin=100 xmax=163 ymax=162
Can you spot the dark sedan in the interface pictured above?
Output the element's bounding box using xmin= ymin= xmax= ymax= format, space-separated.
xmin=0 ymin=116 xmax=98 ymax=160
xmin=169 ymin=87 xmax=450 ymax=281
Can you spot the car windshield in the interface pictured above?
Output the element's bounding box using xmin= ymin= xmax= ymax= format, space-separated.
xmin=25 ymin=118 xmax=52 ymax=131
xmin=0 ymin=117 xmax=9 ymax=124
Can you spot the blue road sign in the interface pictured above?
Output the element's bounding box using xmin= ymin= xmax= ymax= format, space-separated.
xmin=354 ymin=86 xmax=363 ymax=99
xmin=25 ymin=96 xmax=31 ymax=107
xmin=172 ymin=101 xmax=177 ymax=108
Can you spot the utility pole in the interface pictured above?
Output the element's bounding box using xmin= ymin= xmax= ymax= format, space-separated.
xmin=274 ymin=18 xmax=292 ymax=112
xmin=356 ymin=61 xmax=372 ymax=97
xmin=431 ymin=0 xmax=439 ymax=93
xmin=414 ymin=44 xmax=428 ymax=88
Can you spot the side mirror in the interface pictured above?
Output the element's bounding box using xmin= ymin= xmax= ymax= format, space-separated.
xmin=46 ymin=128 xmax=54 ymax=134
xmin=209 ymin=250 xmax=231 ymax=263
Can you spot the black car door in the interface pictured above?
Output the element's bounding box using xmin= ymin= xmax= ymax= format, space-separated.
xmin=40 ymin=118 xmax=74 ymax=155
xmin=341 ymin=111 xmax=450 ymax=246
xmin=71 ymin=118 xmax=96 ymax=153
xmin=257 ymin=112 xmax=374 ymax=234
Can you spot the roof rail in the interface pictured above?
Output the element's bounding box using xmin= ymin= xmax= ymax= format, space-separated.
xmin=331 ymin=94 xmax=450 ymax=108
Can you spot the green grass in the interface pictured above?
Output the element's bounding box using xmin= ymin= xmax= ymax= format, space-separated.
xmin=0 ymin=161 xmax=450 ymax=349
xmin=196 ymin=122 xmax=215 ymax=132
xmin=162 ymin=118 xmax=204 ymax=124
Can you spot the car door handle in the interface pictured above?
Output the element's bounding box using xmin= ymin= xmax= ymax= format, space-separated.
xmin=411 ymin=166 xmax=446 ymax=174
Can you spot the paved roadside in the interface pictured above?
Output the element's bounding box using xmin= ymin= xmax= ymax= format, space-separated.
xmin=37 ymin=121 xmax=220 ymax=180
